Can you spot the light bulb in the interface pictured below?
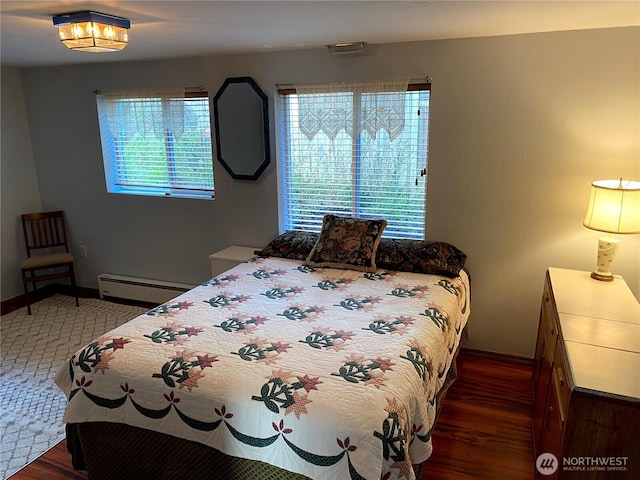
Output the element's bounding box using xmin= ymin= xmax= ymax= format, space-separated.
xmin=72 ymin=24 xmax=84 ymax=38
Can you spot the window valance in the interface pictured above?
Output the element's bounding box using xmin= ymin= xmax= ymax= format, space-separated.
xmin=98 ymin=88 xmax=186 ymax=140
xmin=293 ymin=79 xmax=409 ymax=141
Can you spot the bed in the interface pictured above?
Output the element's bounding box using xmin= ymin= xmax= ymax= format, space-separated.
xmin=55 ymin=218 xmax=470 ymax=480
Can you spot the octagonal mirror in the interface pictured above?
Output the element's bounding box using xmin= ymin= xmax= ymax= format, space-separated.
xmin=213 ymin=77 xmax=270 ymax=180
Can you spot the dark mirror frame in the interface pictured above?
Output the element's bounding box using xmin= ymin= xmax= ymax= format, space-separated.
xmin=213 ymin=77 xmax=270 ymax=181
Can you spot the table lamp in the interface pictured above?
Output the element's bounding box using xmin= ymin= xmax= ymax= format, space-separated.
xmin=583 ymin=178 xmax=640 ymax=281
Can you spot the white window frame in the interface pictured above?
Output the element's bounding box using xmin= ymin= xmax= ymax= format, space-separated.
xmin=96 ymin=89 xmax=215 ymax=200
xmin=276 ymin=82 xmax=430 ymax=239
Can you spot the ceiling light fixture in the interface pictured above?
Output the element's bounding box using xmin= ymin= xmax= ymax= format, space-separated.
xmin=52 ymin=11 xmax=130 ymax=53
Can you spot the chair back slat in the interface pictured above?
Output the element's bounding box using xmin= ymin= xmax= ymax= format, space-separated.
xmin=52 ymin=217 xmax=62 ymax=244
xmin=21 ymin=211 xmax=70 ymax=257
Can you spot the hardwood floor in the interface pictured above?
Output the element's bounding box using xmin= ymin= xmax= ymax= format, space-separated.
xmin=9 ymin=349 xmax=535 ymax=480
xmin=426 ymin=351 xmax=535 ymax=479
xmin=7 ymin=447 xmax=87 ymax=480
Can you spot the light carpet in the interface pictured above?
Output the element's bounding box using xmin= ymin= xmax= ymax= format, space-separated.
xmin=0 ymin=294 xmax=148 ymax=479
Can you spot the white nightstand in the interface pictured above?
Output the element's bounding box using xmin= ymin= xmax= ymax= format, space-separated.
xmin=209 ymin=246 xmax=260 ymax=277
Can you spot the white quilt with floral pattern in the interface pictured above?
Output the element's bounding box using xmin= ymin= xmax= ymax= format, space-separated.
xmin=55 ymin=257 xmax=470 ymax=480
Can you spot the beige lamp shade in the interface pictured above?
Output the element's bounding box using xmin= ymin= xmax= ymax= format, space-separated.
xmin=583 ymin=179 xmax=640 ymax=234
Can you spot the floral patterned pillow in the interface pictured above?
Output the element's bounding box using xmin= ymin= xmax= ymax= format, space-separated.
xmin=305 ymin=215 xmax=387 ymax=272
xmin=255 ymin=230 xmax=319 ymax=260
xmin=376 ymin=238 xmax=467 ymax=277
xmin=257 ymin=228 xmax=467 ymax=278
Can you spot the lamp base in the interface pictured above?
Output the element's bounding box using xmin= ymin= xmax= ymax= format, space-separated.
xmin=590 ymin=235 xmax=620 ymax=282
xmin=590 ymin=271 xmax=614 ymax=282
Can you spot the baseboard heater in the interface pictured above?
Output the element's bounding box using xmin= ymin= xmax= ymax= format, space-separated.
xmin=97 ymin=273 xmax=195 ymax=304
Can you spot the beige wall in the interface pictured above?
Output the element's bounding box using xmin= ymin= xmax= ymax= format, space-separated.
xmin=5 ymin=26 xmax=638 ymax=357
xmin=1 ymin=67 xmax=42 ymax=299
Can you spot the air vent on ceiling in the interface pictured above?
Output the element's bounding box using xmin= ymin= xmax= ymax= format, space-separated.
xmin=327 ymin=42 xmax=369 ymax=57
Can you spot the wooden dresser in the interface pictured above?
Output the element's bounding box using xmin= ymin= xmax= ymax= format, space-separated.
xmin=532 ymin=268 xmax=640 ymax=479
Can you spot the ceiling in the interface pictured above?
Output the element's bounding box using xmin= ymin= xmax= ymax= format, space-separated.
xmin=2 ymin=1 xmax=639 ymax=68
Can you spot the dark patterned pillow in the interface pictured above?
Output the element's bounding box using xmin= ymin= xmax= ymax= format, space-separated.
xmin=305 ymin=215 xmax=387 ymax=272
xmin=257 ymin=229 xmax=467 ymax=278
xmin=376 ymin=238 xmax=467 ymax=277
xmin=255 ymin=230 xmax=319 ymax=260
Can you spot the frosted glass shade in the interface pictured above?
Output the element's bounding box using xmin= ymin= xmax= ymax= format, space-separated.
xmin=53 ymin=12 xmax=129 ymax=52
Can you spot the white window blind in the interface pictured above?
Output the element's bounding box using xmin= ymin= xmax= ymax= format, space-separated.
xmin=96 ymin=88 xmax=214 ymax=199
xmin=278 ymin=81 xmax=430 ymax=239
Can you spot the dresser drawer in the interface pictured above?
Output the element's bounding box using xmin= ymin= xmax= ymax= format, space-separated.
xmin=552 ymin=341 xmax=570 ymax=423
xmin=542 ymin=279 xmax=560 ymax=355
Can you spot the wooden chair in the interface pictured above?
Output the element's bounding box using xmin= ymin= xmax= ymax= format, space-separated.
xmin=20 ymin=211 xmax=79 ymax=315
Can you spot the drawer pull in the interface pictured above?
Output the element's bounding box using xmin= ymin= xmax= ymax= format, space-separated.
xmin=557 ymin=366 xmax=567 ymax=387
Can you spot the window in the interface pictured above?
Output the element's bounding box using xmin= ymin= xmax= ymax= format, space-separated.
xmin=277 ymin=80 xmax=430 ymax=239
xmin=96 ymin=88 xmax=214 ymax=199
